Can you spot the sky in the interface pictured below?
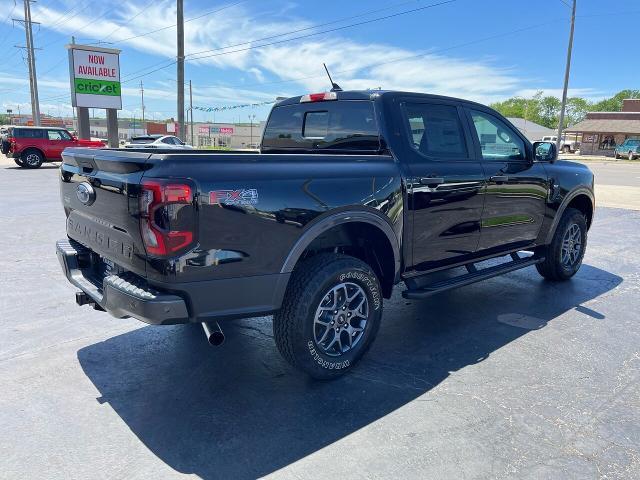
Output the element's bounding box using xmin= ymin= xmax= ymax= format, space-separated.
xmin=0 ymin=0 xmax=638 ymax=124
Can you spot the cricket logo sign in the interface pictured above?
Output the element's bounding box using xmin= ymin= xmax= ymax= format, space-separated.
xmin=67 ymin=44 xmax=122 ymax=110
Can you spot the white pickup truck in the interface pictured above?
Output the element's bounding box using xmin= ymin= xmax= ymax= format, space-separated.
xmin=541 ymin=135 xmax=580 ymax=153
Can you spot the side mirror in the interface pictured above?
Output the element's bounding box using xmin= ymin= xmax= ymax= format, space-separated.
xmin=533 ymin=141 xmax=557 ymax=162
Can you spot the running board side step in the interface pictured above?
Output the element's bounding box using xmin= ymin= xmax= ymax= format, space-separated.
xmin=402 ymin=255 xmax=545 ymax=299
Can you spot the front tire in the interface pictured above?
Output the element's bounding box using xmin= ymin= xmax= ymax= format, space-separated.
xmin=273 ymin=253 xmax=383 ymax=380
xmin=629 ymin=151 xmax=636 ymax=161
xmin=563 ymin=145 xmax=571 ymax=154
xmin=536 ymin=207 xmax=587 ymax=281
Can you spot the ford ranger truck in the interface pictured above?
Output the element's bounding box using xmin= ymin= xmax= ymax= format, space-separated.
xmin=56 ymin=90 xmax=595 ymax=379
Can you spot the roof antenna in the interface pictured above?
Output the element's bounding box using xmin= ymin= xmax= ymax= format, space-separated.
xmin=323 ymin=63 xmax=342 ymax=92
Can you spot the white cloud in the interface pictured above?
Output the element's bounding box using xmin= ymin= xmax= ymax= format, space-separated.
xmin=3 ymin=0 xmax=605 ymax=113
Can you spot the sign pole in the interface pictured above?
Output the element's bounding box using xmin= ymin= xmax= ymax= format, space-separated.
xmin=106 ymin=109 xmax=118 ymax=148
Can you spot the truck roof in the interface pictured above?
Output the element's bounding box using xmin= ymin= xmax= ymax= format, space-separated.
xmin=274 ymin=89 xmax=489 ymax=110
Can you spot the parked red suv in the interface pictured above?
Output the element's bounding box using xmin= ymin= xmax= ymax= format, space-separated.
xmin=2 ymin=126 xmax=105 ymax=168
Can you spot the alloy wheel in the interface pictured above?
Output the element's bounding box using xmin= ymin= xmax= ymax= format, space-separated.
xmin=561 ymin=223 xmax=582 ymax=267
xmin=313 ymin=282 xmax=369 ymax=357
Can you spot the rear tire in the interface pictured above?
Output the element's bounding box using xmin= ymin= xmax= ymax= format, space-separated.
xmin=14 ymin=158 xmax=25 ymax=167
xmin=629 ymin=151 xmax=636 ymax=161
xmin=535 ymin=207 xmax=587 ymax=281
xmin=21 ymin=149 xmax=43 ymax=169
xmin=563 ymin=145 xmax=571 ymax=154
xmin=273 ymin=253 xmax=383 ymax=380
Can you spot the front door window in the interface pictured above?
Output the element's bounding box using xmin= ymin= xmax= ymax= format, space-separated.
xmin=469 ymin=110 xmax=525 ymax=161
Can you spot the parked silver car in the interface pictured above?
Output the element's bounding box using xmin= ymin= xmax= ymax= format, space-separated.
xmin=123 ymin=135 xmax=194 ymax=149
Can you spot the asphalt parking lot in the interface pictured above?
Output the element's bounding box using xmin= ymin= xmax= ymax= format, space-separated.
xmin=1 ymin=156 xmax=639 ymax=479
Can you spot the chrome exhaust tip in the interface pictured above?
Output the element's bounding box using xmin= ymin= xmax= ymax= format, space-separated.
xmin=202 ymin=321 xmax=225 ymax=346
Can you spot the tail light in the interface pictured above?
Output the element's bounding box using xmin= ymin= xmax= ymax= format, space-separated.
xmin=300 ymin=92 xmax=337 ymax=103
xmin=8 ymin=136 xmax=16 ymax=150
xmin=139 ymin=179 xmax=196 ymax=256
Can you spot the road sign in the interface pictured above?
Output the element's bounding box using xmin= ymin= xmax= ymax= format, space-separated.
xmin=66 ymin=44 xmax=122 ymax=110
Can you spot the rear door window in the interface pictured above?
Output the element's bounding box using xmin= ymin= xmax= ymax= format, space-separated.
xmin=262 ymin=101 xmax=380 ymax=152
xmin=402 ymin=102 xmax=468 ymax=159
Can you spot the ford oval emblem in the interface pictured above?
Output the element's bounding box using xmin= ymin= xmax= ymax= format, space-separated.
xmin=76 ymin=182 xmax=96 ymax=206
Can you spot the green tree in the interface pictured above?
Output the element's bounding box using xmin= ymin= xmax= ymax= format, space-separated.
xmin=565 ymin=97 xmax=590 ymax=126
xmin=538 ymin=96 xmax=562 ymax=129
xmin=591 ymin=90 xmax=640 ymax=111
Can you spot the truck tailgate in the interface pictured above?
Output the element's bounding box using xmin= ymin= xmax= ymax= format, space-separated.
xmin=60 ymin=148 xmax=151 ymax=277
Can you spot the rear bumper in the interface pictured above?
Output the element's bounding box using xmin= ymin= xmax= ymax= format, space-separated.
xmin=56 ymin=238 xmax=290 ymax=325
xmin=56 ymin=239 xmax=189 ymax=325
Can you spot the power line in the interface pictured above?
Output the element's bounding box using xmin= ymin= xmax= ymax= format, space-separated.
xmin=187 ymin=0 xmax=458 ymax=62
xmin=196 ymin=19 xmax=565 ymax=92
xmin=120 ymin=0 xmax=457 ymax=83
xmin=186 ymin=0 xmax=439 ymax=59
xmin=100 ymin=0 xmax=157 ymax=42
xmin=36 ymin=17 xmax=563 ymax=102
xmin=0 ymin=2 xmax=18 ymax=46
xmin=39 ymin=4 xmax=114 ymax=50
xmin=112 ymin=1 xmax=248 ymax=44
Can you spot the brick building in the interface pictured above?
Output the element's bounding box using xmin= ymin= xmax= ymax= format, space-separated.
xmin=566 ymin=99 xmax=640 ymax=156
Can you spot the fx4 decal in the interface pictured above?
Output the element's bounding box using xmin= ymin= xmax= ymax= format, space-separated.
xmin=209 ymin=189 xmax=259 ymax=206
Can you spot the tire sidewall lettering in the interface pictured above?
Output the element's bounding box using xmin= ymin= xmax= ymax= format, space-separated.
xmin=307 ymin=340 xmax=351 ymax=370
xmin=338 ymin=271 xmax=381 ymax=310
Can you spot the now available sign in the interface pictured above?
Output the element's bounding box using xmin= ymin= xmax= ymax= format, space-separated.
xmin=67 ymin=44 xmax=122 ymax=110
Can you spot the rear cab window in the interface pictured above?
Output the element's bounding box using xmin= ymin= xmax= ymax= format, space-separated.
xmin=262 ymin=100 xmax=380 ymax=153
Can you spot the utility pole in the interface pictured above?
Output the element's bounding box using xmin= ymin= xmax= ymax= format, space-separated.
xmin=189 ymin=79 xmax=194 ymax=146
xmin=13 ymin=0 xmax=41 ymax=125
xmin=140 ymin=80 xmax=145 ymax=134
xmin=177 ymin=0 xmax=185 ymax=142
xmin=556 ymin=0 xmax=576 ymax=153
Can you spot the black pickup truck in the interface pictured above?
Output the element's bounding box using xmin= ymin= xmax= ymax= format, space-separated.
xmin=57 ymin=90 xmax=594 ymax=379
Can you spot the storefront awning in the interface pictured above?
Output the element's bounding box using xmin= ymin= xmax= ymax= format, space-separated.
xmin=565 ymin=119 xmax=640 ymax=135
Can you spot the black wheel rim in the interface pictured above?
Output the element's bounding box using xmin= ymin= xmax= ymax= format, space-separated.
xmin=561 ymin=223 xmax=582 ymax=267
xmin=313 ymin=282 xmax=369 ymax=357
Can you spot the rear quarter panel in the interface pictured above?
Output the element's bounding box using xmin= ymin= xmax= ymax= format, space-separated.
xmin=143 ymin=153 xmax=403 ymax=283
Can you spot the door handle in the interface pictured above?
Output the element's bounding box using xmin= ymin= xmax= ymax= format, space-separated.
xmin=490 ymin=175 xmax=509 ymax=183
xmin=419 ymin=177 xmax=445 ymax=186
